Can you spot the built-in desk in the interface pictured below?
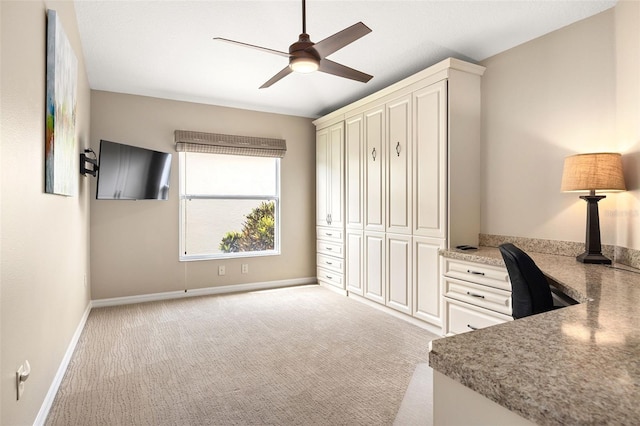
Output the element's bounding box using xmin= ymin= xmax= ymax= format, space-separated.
xmin=430 ymin=247 xmax=640 ymax=425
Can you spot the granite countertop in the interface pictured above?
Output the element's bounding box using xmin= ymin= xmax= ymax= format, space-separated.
xmin=430 ymin=248 xmax=640 ymax=425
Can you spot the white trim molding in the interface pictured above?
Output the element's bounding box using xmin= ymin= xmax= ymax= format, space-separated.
xmin=92 ymin=277 xmax=318 ymax=308
xmin=35 ymin=302 xmax=93 ymax=426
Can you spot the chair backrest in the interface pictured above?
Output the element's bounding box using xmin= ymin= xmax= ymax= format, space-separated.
xmin=498 ymin=243 xmax=554 ymax=319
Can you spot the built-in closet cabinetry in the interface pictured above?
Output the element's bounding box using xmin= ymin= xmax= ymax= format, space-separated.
xmin=316 ymin=122 xmax=345 ymax=291
xmin=314 ymin=58 xmax=484 ymax=334
xmin=316 ymin=122 xmax=344 ymax=229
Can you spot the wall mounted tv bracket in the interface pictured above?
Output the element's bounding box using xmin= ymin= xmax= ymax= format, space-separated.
xmin=80 ymin=148 xmax=98 ymax=177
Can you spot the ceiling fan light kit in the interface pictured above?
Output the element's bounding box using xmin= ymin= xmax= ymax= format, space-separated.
xmin=214 ymin=0 xmax=372 ymax=88
xmin=290 ymin=56 xmax=319 ymax=73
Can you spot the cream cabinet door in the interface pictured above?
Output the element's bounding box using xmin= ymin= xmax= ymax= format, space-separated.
xmin=364 ymin=231 xmax=385 ymax=304
xmin=345 ymin=114 xmax=364 ymax=230
xmin=413 ymin=80 xmax=446 ymax=238
xmin=346 ymin=230 xmax=364 ymax=296
xmin=316 ymin=122 xmax=344 ymax=228
xmin=413 ymin=236 xmax=445 ymax=326
xmin=386 ymin=94 xmax=412 ymax=234
xmin=364 ymin=105 xmax=385 ymax=232
xmin=327 ymin=122 xmax=344 ymax=229
xmin=386 ymin=233 xmax=412 ymax=315
xmin=316 ymin=127 xmax=329 ymax=227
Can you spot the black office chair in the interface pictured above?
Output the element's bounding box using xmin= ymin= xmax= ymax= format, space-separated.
xmin=498 ymin=243 xmax=555 ymax=319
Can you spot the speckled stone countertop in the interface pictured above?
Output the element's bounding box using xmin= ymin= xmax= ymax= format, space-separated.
xmin=430 ymin=247 xmax=640 ymax=425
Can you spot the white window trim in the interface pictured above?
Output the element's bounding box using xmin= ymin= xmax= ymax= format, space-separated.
xmin=178 ymin=153 xmax=281 ymax=261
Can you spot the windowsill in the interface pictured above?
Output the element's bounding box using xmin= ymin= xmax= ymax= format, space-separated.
xmin=179 ymin=251 xmax=280 ymax=262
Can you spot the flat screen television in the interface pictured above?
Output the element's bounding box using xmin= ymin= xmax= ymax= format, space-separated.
xmin=96 ymin=140 xmax=172 ymax=200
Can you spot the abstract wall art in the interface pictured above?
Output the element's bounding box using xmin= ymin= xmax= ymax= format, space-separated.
xmin=45 ymin=9 xmax=78 ymax=196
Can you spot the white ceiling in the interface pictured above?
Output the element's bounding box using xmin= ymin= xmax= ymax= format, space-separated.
xmin=74 ymin=0 xmax=616 ymax=118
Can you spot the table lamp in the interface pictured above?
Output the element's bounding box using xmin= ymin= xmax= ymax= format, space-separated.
xmin=560 ymin=153 xmax=626 ymax=264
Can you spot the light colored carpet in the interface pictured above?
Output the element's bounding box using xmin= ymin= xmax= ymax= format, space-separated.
xmin=46 ymin=285 xmax=437 ymax=425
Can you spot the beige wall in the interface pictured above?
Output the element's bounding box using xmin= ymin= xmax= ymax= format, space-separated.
xmin=481 ymin=3 xmax=640 ymax=251
xmin=0 ymin=1 xmax=91 ymax=424
xmin=615 ymin=1 xmax=640 ymax=250
xmin=89 ymin=91 xmax=316 ymax=300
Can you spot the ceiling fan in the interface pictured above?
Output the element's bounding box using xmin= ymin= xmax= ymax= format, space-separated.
xmin=214 ymin=0 xmax=373 ymax=89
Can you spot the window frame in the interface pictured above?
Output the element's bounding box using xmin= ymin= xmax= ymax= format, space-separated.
xmin=178 ymin=152 xmax=281 ymax=261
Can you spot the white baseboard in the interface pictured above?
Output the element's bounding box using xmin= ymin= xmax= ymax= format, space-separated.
xmin=318 ymin=281 xmax=348 ymax=296
xmin=91 ymin=277 xmax=318 ymax=308
xmin=34 ymin=302 xmax=93 ymax=426
xmin=347 ymin=293 xmax=444 ymax=336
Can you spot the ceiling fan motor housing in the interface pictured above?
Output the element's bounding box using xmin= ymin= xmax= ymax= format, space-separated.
xmin=289 ymin=34 xmax=320 ymax=60
xmin=288 ymin=33 xmax=320 ymax=72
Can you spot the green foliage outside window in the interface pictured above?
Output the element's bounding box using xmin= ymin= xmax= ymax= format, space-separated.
xmin=219 ymin=201 xmax=275 ymax=253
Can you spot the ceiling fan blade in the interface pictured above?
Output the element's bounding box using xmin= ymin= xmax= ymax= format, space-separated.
xmin=318 ymin=58 xmax=373 ymax=83
xmin=313 ymin=22 xmax=372 ymax=58
xmin=260 ymin=66 xmax=294 ymax=89
xmin=214 ymin=37 xmax=290 ymax=58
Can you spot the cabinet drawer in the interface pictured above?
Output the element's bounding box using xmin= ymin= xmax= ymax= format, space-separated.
xmin=317 ymin=240 xmax=344 ymax=257
xmin=445 ymin=298 xmax=512 ymax=335
xmin=444 ymin=277 xmax=512 ymax=316
xmin=317 ymin=267 xmax=344 ymax=288
xmin=444 ymin=259 xmax=510 ymax=291
xmin=317 ymin=253 xmax=344 ymax=274
xmin=317 ymin=227 xmax=343 ymax=243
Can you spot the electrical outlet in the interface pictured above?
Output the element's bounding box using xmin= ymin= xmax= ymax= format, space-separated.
xmin=218 ymin=265 xmax=225 ymax=276
xmin=241 ymin=264 xmax=249 ymax=274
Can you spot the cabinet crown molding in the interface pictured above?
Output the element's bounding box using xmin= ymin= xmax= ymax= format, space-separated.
xmin=313 ymin=57 xmax=485 ymax=128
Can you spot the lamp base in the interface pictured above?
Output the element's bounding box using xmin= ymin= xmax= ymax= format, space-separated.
xmin=577 ymin=193 xmax=611 ymax=265
xmin=576 ymin=252 xmax=612 ymax=265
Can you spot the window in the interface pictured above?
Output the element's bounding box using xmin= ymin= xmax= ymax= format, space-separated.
xmin=179 ymin=152 xmax=280 ymax=260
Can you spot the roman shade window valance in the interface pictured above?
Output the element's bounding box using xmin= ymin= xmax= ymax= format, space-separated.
xmin=174 ymin=130 xmax=286 ymax=158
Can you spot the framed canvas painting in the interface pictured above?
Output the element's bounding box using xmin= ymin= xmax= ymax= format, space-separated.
xmin=45 ymin=9 xmax=78 ymax=196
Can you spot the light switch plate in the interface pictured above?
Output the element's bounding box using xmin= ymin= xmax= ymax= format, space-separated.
xmin=16 ymin=361 xmax=30 ymax=401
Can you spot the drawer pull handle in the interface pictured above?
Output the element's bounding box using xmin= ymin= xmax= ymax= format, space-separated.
xmin=326 ymin=275 xmax=333 ymax=280
xmin=467 ymin=269 xmax=485 ymax=276
xmin=325 ymin=233 xmax=333 ymax=236
xmin=467 ymin=324 xmax=479 ymax=331
xmin=326 ymin=261 xmax=333 ymax=265
xmin=466 ymin=291 xmax=485 ymax=299
xmin=326 ymin=247 xmax=333 ymax=251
